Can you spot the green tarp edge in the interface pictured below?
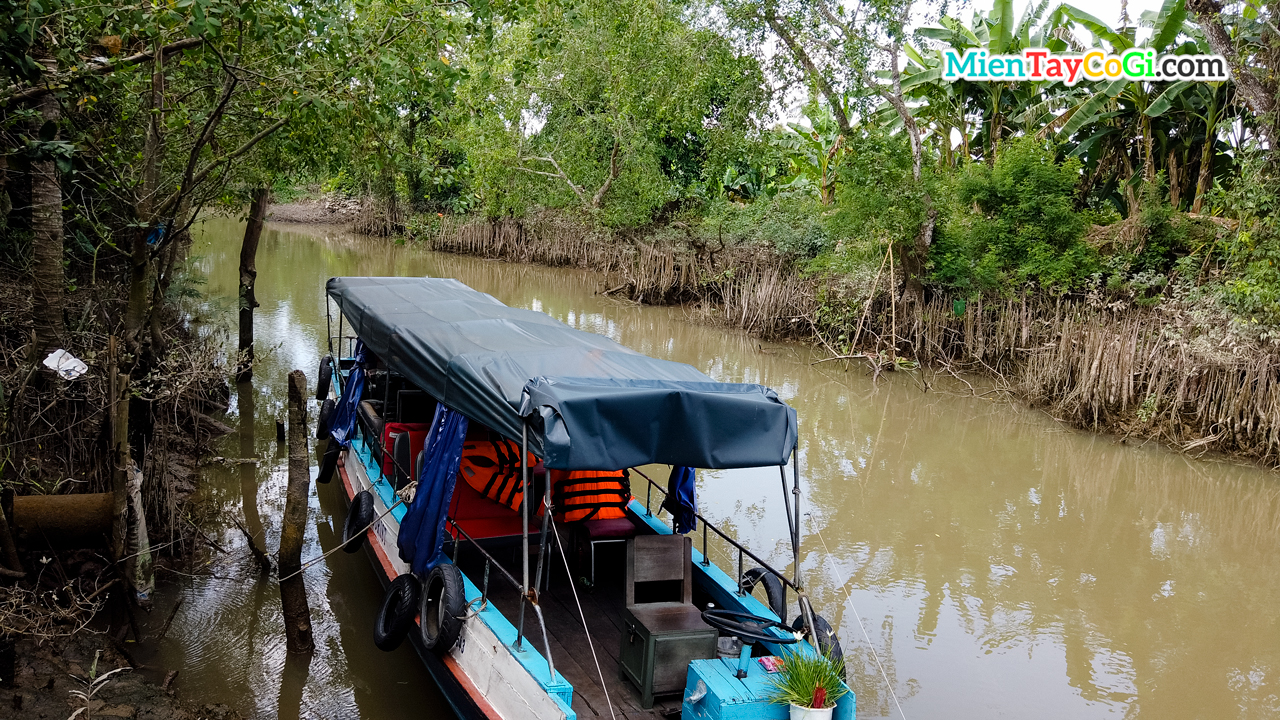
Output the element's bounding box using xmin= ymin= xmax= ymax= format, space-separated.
xmin=327 ymin=276 xmax=797 ymax=470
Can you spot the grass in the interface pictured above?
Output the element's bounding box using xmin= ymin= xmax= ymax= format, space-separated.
xmin=766 ymin=648 xmax=848 ymax=709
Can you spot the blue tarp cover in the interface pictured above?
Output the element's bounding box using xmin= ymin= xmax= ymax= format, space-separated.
xmin=327 ymin=340 xmax=367 ymax=447
xmin=397 ymin=404 xmax=469 ymax=574
xmin=327 ymin=277 xmax=797 ymax=470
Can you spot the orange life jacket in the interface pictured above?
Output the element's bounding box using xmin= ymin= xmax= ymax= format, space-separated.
xmin=550 ymin=469 xmax=631 ymax=522
xmin=458 ymin=435 xmax=536 ymax=511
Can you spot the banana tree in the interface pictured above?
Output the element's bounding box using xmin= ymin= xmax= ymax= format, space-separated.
xmin=1028 ymin=0 xmax=1203 ymax=213
xmin=900 ymin=0 xmax=1074 ymax=163
xmin=774 ymin=105 xmax=847 ymax=205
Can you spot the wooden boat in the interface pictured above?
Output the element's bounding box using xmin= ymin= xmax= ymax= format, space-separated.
xmin=316 ymin=277 xmax=854 ymax=719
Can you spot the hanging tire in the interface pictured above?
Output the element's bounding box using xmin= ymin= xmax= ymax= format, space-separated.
xmin=317 ymin=441 xmax=340 ymax=484
xmin=792 ymin=611 xmax=843 ymax=664
xmin=741 ymin=567 xmax=787 ymax=623
xmin=419 ymin=563 xmax=466 ymax=654
xmin=316 ymin=355 xmax=333 ymax=401
xmin=374 ymin=573 xmax=421 ymax=652
xmin=316 ymin=398 xmax=336 ymax=440
xmin=343 ymin=490 xmax=375 ymax=553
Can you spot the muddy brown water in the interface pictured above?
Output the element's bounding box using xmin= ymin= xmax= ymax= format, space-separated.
xmin=138 ymin=216 xmax=1280 ymax=719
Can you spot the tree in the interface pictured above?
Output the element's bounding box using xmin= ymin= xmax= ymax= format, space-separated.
xmin=457 ymin=0 xmax=769 ymax=225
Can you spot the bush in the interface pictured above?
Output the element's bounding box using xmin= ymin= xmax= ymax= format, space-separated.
xmin=1208 ymin=153 xmax=1280 ymax=325
xmin=698 ymin=194 xmax=831 ymax=257
xmin=934 ymin=138 xmax=1096 ymax=295
xmin=826 ymin=130 xmax=936 ymax=257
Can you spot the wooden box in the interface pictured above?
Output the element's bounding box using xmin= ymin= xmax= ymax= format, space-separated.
xmin=619 ymin=603 xmax=718 ymax=708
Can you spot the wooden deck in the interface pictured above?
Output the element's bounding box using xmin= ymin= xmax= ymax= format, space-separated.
xmin=455 ymin=538 xmax=686 ymax=719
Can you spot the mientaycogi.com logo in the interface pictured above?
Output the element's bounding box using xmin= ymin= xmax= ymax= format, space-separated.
xmin=943 ymin=48 xmax=1230 ymax=85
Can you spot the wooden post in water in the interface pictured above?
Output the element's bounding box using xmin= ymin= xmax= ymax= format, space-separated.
xmin=236 ymin=188 xmax=269 ymax=382
xmin=279 ymin=370 xmax=314 ymax=653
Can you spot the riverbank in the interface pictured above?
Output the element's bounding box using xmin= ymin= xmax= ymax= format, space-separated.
xmin=0 ymin=255 xmax=234 ymax=718
xmin=270 ymin=199 xmax=1280 ymax=468
xmin=1 ymin=633 xmax=242 ymax=720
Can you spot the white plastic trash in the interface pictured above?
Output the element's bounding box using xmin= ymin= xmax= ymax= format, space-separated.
xmin=43 ymin=349 xmax=89 ymax=380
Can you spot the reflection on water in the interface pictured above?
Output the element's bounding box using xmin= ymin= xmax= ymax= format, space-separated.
xmin=152 ymin=217 xmax=1280 ymax=719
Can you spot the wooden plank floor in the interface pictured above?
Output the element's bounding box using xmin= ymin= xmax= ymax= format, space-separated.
xmin=456 ymin=540 xmax=685 ymax=719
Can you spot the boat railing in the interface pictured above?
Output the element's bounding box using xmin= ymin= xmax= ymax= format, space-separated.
xmin=446 ymin=516 xmax=559 ymax=683
xmin=634 ymin=470 xmax=800 ymax=616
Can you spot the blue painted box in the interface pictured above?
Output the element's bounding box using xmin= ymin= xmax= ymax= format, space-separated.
xmin=680 ymin=657 xmax=854 ymax=720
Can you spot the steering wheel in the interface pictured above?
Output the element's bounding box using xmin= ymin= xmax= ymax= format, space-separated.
xmin=701 ymin=609 xmax=799 ymax=645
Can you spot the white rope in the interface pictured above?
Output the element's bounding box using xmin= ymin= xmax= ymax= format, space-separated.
xmin=814 ymin=526 xmax=908 ymax=720
xmin=550 ymin=518 xmax=617 ymax=720
xmin=278 ymin=496 xmax=404 ymax=583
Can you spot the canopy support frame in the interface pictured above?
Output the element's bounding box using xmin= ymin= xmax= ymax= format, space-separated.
xmin=516 ymin=422 xmax=530 ymax=651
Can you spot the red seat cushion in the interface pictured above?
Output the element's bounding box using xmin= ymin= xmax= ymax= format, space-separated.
xmin=581 ymin=517 xmax=637 ymax=540
xmin=381 ymin=422 xmax=430 ymax=478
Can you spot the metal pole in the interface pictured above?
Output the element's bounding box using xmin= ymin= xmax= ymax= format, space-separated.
xmin=325 ymin=297 xmax=333 ymax=355
xmin=794 ymin=443 xmax=817 ymax=640
xmin=532 ymin=604 xmax=557 ymax=682
xmin=779 ymin=465 xmax=796 ymax=564
xmin=528 ymin=442 xmax=557 ymax=682
xmin=792 ymin=446 xmax=802 ymax=590
xmin=533 ymin=462 xmax=553 ymax=596
xmin=516 ymin=422 xmax=529 ymax=650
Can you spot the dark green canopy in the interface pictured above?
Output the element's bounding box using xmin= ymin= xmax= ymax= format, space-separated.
xmin=327 ymin=277 xmax=797 ymax=470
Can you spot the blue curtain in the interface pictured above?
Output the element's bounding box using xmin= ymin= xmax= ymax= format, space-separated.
xmin=397 ymin=404 xmax=470 ymax=574
xmin=662 ymin=466 xmax=698 ymax=534
xmin=327 ymin=340 xmax=367 ymax=447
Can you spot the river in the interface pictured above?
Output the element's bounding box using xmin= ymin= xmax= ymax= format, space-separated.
xmin=138 ymin=216 xmax=1280 ymax=719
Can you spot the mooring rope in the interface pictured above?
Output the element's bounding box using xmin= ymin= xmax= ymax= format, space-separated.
xmin=814 ymin=525 xmax=909 ymax=720
xmin=549 ymin=517 xmax=617 ymax=720
xmin=278 ymin=496 xmax=404 ymax=583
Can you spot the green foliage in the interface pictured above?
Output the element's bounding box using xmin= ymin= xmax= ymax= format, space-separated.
xmin=774 ymin=104 xmax=847 ymax=205
xmin=766 ymin=649 xmax=849 ymax=709
xmin=1206 ymin=154 xmax=1280 ymax=324
xmin=700 ymin=195 xmax=831 ymax=258
xmin=934 ymin=138 xmax=1096 ymax=294
xmin=454 ymin=0 xmax=770 ymax=227
xmin=826 ymin=129 xmax=938 ymax=258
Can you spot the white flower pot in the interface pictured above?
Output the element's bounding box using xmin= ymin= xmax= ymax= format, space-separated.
xmin=789 ymin=703 xmax=834 ymax=720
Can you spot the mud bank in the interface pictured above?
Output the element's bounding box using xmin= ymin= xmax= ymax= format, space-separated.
xmin=1 ymin=633 xmax=241 ymax=720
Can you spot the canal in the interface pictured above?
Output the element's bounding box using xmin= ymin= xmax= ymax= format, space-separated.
xmin=138 ymin=216 xmax=1280 ymax=719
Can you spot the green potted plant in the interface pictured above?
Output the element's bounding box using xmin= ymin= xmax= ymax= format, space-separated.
xmin=766 ymin=649 xmax=848 ymax=719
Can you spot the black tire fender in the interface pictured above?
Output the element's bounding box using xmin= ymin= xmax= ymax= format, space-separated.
xmin=419 ymin=563 xmax=466 ymax=654
xmin=792 ymin=611 xmax=843 ymax=664
xmin=741 ymin=567 xmax=787 ymax=623
xmin=316 ymin=355 xmax=333 ymax=401
xmin=316 ymin=398 xmax=336 ymax=441
xmin=374 ymin=573 xmax=421 ymax=652
xmin=317 ymin=441 xmax=340 ymax=485
xmin=343 ymin=490 xmax=375 ymax=553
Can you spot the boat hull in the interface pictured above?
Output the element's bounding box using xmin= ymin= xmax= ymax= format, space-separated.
xmin=334 ymin=451 xmax=499 ymax=720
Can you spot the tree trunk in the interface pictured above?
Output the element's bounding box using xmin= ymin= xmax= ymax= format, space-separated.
xmin=1142 ymin=113 xmax=1156 ymax=186
xmin=280 ymin=370 xmax=313 ymax=654
xmin=764 ymin=10 xmax=853 ymax=136
xmin=237 ymin=188 xmax=269 ymax=382
xmin=1186 ymin=0 xmax=1276 ymax=149
xmin=879 ymin=32 xmax=932 ymax=306
xmin=1192 ymin=136 xmax=1213 ymax=214
xmin=108 ymin=337 xmax=129 ymax=560
xmin=30 ymin=57 xmax=64 ymax=356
